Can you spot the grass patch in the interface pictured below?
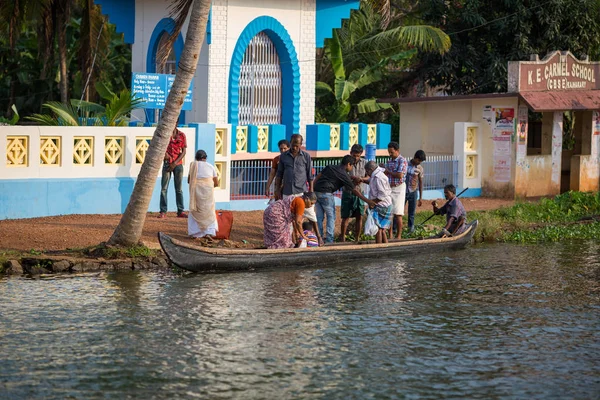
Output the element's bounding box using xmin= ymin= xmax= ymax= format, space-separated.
xmin=84 ymin=243 xmax=159 ymax=259
xmin=406 ymin=191 xmax=600 ymax=243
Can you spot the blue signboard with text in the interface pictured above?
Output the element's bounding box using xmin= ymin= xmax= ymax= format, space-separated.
xmin=131 ymin=72 xmax=193 ymax=111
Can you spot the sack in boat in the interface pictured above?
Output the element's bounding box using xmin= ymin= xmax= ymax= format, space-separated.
xmin=364 ymin=209 xmax=379 ymax=236
xmin=214 ymin=210 xmax=233 ymax=240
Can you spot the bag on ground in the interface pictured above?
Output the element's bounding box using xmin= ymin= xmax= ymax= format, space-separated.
xmin=214 ymin=210 xmax=233 ymax=239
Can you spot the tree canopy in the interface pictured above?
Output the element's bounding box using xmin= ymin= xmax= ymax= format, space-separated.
xmin=418 ymin=0 xmax=600 ymax=94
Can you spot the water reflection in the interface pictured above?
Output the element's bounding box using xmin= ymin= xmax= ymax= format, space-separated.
xmin=0 ymin=241 xmax=599 ymax=398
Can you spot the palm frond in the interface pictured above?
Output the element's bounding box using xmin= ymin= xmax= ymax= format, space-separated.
xmin=361 ymin=25 xmax=451 ymax=55
xmin=25 ymin=113 xmax=60 ymax=126
xmin=71 ymin=99 xmax=105 ymax=114
xmin=103 ymin=89 xmax=143 ymax=126
xmin=356 ymin=98 xmax=392 ymax=114
xmin=315 ymin=81 xmax=334 ymax=98
xmin=325 ymin=30 xmax=346 ymax=81
xmin=41 ymin=101 xmax=80 ymax=126
xmin=157 ymin=0 xmax=195 ymax=68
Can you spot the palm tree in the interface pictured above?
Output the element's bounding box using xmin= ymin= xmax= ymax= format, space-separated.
xmin=316 ymin=1 xmax=450 ymax=122
xmin=108 ymin=0 xmax=212 ymax=246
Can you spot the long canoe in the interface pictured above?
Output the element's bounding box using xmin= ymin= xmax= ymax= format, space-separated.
xmin=158 ymin=220 xmax=478 ymax=273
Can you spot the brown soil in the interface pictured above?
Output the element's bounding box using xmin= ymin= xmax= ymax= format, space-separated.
xmin=0 ymin=197 xmax=515 ymax=252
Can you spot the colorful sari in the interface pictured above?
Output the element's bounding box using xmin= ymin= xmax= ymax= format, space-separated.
xmin=263 ymin=196 xmax=295 ymax=249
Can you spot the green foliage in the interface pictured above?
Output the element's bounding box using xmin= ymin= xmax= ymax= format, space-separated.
xmin=0 ymin=105 xmax=19 ymax=125
xmin=316 ymin=1 xmax=450 ymax=123
xmin=419 ymin=0 xmax=600 ymax=94
xmin=26 ymin=89 xmax=142 ymax=126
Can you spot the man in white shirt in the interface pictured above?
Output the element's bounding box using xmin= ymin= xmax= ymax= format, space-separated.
xmin=355 ymin=161 xmax=393 ymax=243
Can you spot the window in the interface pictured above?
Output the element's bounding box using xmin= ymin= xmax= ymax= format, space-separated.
xmin=238 ymin=32 xmax=282 ymax=125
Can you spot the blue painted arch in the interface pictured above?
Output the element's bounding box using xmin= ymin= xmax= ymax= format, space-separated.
xmin=146 ymin=18 xmax=185 ymax=73
xmin=228 ymin=16 xmax=301 ymax=135
xmin=145 ymin=18 xmax=185 ymax=123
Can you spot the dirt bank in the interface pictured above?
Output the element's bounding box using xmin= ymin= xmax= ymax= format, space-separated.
xmin=0 ymin=197 xmax=515 ymax=252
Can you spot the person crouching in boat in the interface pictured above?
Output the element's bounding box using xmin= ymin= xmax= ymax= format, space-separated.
xmin=263 ymin=191 xmax=317 ymax=249
xmin=359 ymin=161 xmax=393 ymax=244
xmin=188 ymin=150 xmax=219 ymax=238
xmin=431 ymin=184 xmax=467 ymax=237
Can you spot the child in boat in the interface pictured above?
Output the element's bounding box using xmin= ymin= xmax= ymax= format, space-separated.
xmin=298 ymin=221 xmax=319 ymax=248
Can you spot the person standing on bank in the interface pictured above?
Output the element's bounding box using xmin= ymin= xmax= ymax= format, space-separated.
xmin=188 ymin=150 xmax=219 ymax=238
xmin=340 ymin=144 xmax=368 ymax=242
xmin=313 ymin=155 xmax=357 ymax=243
xmin=159 ymin=127 xmax=187 ymax=219
xmin=405 ymin=150 xmax=426 ymax=233
xmin=265 ymin=139 xmax=290 ymax=199
xmin=382 ymin=141 xmax=407 ymax=239
xmin=275 ymin=134 xmax=323 ymax=245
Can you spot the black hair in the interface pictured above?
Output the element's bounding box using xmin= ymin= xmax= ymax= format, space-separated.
xmin=302 ymin=191 xmax=317 ymax=202
xmin=290 ymin=133 xmax=303 ymax=143
xmin=278 ymin=139 xmax=290 ymax=148
xmin=387 ymin=141 xmax=399 ymax=150
xmin=341 ymin=154 xmax=355 ymax=166
xmin=350 ymin=144 xmax=363 ymax=154
xmin=302 ymin=221 xmax=312 ymax=231
xmin=414 ymin=150 xmax=426 ymax=161
xmin=444 ymin=184 xmax=456 ymax=194
xmin=195 ymin=150 xmax=208 ymax=161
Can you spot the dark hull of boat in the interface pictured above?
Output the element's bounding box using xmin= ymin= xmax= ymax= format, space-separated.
xmin=159 ymin=220 xmax=478 ymax=273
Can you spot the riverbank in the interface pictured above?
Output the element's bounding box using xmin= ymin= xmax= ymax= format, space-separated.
xmin=1 ymin=193 xmax=598 ymax=275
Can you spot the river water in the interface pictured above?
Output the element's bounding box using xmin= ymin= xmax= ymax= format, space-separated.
xmin=1 ymin=242 xmax=599 ymax=399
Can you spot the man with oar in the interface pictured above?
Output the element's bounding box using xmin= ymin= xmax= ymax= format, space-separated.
xmin=431 ymin=184 xmax=467 ymax=237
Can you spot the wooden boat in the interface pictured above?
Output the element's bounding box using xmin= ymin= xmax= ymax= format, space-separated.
xmin=158 ymin=220 xmax=478 ymax=273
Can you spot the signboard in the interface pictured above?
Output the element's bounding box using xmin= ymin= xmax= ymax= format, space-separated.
xmin=516 ymin=51 xmax=600 ymax=92
xmin=131 ymin=72 xmax=193 ymax=111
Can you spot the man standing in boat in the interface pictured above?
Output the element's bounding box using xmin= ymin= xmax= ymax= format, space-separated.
xmin=432 ymin=184 xmax=467 ymax=237
xmin=357 ymin=161 xmax=393 ymax=244
xmin=313 ymin=155 xmax=359 ymax=243
xmin=382 ymin=141 xmax=408 ymax=239
xmin=340 ymin=144 xmax=369 ymax=242
xmin=275 ymin=134 xmax=323 ymax=245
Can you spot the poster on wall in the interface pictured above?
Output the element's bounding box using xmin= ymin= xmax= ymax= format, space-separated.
xmin=483 ymin=105 xmax=493 ymax=126
xmin=493 ymin=139 xmax=511 ymax=156
xmin=517 ymin=105 xmax=528 ymax=144
xmin=594 ymin=111 xmax=600 ymax=136
xmin=494 ymin=155 xmax=511 ymax=182
xmin=493 ymin=107 xmax=515 ymax=138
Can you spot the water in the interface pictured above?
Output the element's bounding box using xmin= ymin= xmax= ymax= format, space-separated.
xmin=1 ymin=242 xmax=599 ymax=399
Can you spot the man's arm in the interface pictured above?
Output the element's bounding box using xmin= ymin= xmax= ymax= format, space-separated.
xmin=169 ymin=147 xmax=186 ymax=171
xmin=275 ymin=159 xmax=284 ymax=199
xmin=450 ymin=216 xmax=465 ymax=234
xmin=417 ymin=171 xmax=423 ymax=207
xmin=306 ymin=153 xmax=314 ymax=192
xmin=265 ymin=167 xmax=277 ymax=197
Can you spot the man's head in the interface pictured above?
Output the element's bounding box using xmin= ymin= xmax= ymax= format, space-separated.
xmin=341 ymin=155 xmax=354 ymax=172
xmin=413 ymin=150 xmax=426 ymax=166
xmin=278 ymin=139 xmax=290 ymax=153
xmin=290 ymin=134 xmax=303 ymax=155
xmin=350 ymin=144 xmax=364 ymax=163
xmin=365 ymin=160 xmax=378 ymax=177
xmin=388 ymin=141 xmax=400 ymax=158
xmin=443 ymin=184 xmax=456 ymax=200
xmin=302 ymin=191 xmax=317 ymax=208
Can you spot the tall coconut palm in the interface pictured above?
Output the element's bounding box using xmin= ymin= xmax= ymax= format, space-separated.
xmin=108 ymin=0 xmax=212 ymax=246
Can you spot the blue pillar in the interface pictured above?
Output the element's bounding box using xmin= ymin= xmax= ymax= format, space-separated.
xmin=358 ymin=123 xmax=368 ymax=148
xmin=247 ymin=125 xmax=258 ymax=153
xmin=269 ymin=124 xmax=286 ymax=152
xmin=230 ymin=125 xmax=237 ymax=155
xmin=306 ymin=124 xmax=330 ymax=151
xmin=340 ymin=123 xmax=350 ymax=151
xmin=376 ymin=123 xmax=391 ymax=149
xmin=189 ymin=123 xmax=216 ymax=165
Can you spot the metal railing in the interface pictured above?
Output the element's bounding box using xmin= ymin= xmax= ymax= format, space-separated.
xmin=229 ymin=155 xmax=459 ymax=200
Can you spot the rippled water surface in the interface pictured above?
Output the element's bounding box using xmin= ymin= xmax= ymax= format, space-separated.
xmin=1 ymin=242 xmax=600 ymax=399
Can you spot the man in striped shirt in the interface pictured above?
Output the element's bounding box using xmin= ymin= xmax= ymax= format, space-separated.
xmin=382 ymin=141 xmax=408 ymax=239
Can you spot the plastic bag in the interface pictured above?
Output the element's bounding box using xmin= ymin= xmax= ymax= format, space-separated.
xmin=364 ymin=209 xmax=379 ymax=236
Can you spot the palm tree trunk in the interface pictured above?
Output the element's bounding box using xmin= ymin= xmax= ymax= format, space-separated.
xmin=108 ymin=0 xmax=211 ymax=246
xmin=57 ymin=0 xmax=70 ymax=104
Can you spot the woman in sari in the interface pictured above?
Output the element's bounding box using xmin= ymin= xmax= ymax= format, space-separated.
xmin=188 ymin=150 xmax=219 ymax=238
xmin=263 ymin=192 xmax=317 ymax=249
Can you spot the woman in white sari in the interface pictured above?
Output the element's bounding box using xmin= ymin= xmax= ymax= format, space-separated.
xmin=188 ymin=150 xmax=219 ymax=238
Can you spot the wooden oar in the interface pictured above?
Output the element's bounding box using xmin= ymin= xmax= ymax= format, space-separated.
xmin=416 ymin=187 xmax=469 ymax=227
